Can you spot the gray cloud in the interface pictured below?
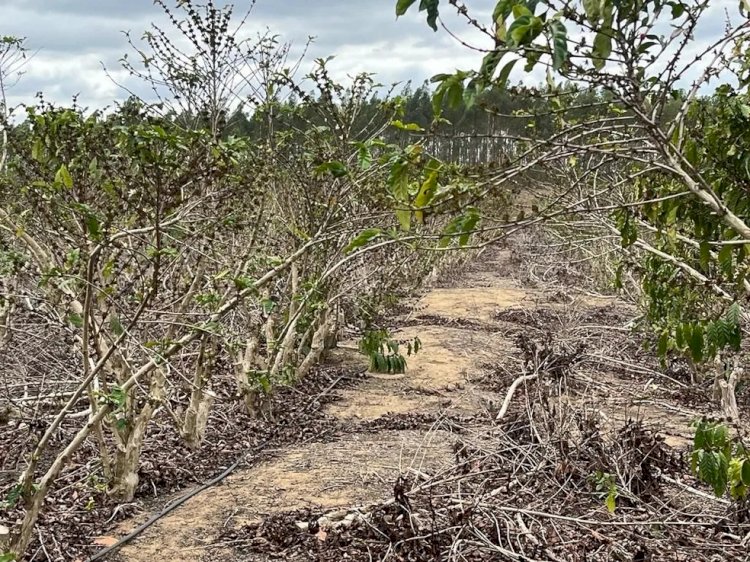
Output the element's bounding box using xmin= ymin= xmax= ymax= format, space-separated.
xmin=0 ymin=0 xmax=492 ymax=109
xmin=0 ymin=0 xmax=735 ymax=110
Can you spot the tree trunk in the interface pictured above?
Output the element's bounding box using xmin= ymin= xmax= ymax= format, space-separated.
xmin=270 ymin=266 xmax=300 ymax=379
xmin=714 ymin=358 xmax=742 ymax=422
xmin=181 ymin=388 xmax=216 ymax=450
xmin=297 ymin=309 xmax=332 ymax=379
xmin=324 ymin=304 xmax=341 ymax=350
xmin=109 ymin=369 xmax=165 ymax=501
xmin=233 ymin=334 xmax=272 ymax=419
xmin=263 ymin=288 xmax=276 ymax=361
xmin=181 ymin=336 xmax=217 ymax=449
xmin=0 ymin=277 xmax=13 ymax=347
xmin=111 ymin=432 xmax=145 ymax=502
xmin=270 ymin=315 xmax=298 ymax=379
xmin=0 ymin=525 xmax=9 ymax=552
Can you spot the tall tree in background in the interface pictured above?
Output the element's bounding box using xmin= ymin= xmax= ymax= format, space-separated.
xmin=0 ymin=36 xmax=28 ymax=173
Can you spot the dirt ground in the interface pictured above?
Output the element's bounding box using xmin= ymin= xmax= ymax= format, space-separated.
xmin=78 ymin=244 xmax=745 ymax=562
xmin=111 ymin=251 xmax=524 ymax=562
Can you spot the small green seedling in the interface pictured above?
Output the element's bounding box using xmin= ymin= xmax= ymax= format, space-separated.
xmin=359 ymin=329 xmax=421 ymax=374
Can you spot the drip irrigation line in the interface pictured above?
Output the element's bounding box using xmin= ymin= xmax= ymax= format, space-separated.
xmin=86 ymin=370 xmax=358 ymax=562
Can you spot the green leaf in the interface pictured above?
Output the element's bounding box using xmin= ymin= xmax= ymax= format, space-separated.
xmin=459 ymin=210 xmax=480 ymax=246
xmin=68 ymin=313 xmax=84 ymax=328
xmin=431 ymin=71 xmax=470 ymax=114
xmin=511 ymin=3 xmax=533 ymax=17
xmin=315 ymin=161 xmax=348 ymax=178
xmin=496 ymin=18 xmax=507 ymax=41
xmin=638 ymin=41 xmax=658 ymax=54
xmin=583 ymin=0 xmax=601 ymax=23
xmin=85 ymin=214 xmax=102 ymax=240
xmin=439 ymin=216 xmax=462 ymax=248
xmin=388 ymin=159 xmax=410 ymax=194
xmin=464 ymin=80 xmax=479 ymax=109
xmin=109 ymin=314 xmax=125 ymax=336
xmin=684 ymin=138 xmax=698 ymax=166
xmin=432 ymin=86 xmax=446 ymax=115
xmin=391 ymin=119 xmax=424 ymax=132
xmin=688 ymin=324 xmax=704 ymax=362
xmin=693 ymin=420 xmax=707 ymax=451
xmin=493 ymin=0 xmax=515 ymax=22
xmin=725 ymin=303 xmax=742 ymax=350
xmin=102 ymin=259 xmax=115 ymax=280
xmin=420 ymin=0 xmax=440 ymax=31
xmin=344 ymin=228 xmax=383 ymax=254
xmin=548 ymin=20 xmax=568 ymax=71
xmin=592 ymin=1 xmax=614 ymax=69
xmin=675 ymin=323 xmax=684 ymax=348
xmin=699 ymin=449 xmax=719 ymax=487
xmin=712 ymin=423 xmax=729 ymax=449
xmin=375 ymin=352 xmax=387 ymax=373
xmin=107 ymin=386 xmax=127 ymax=408
xmin=4 ymin=483 xmax=23 ymax=509
xmin=592 ymin=30 xmax=612 ymax=70
xmin=507 ymin=15 xmax=532 ymax=46
xmin=31 ymin=138 xmax=43 ymax=162
xmin=396 ymin=0 xmax=419 ymax=15
xmin=690 ymin=449 xmax=702 ymax=475
xmin=56 ymin=164 xmax=73 ymax=189
xmin=447 ymin=80 xmax=464 ymax=108
xmin=478 ymin=49 xmax=503 ymax=86
xmin=714 ymin=452 xmax=729 ymax=496
xmin=682 ymin=322 xmax=693 ymax=350
xmin=657 ymin=331 xmax=669 ymax=356
xmin=389 ymin=158 xmax=412 ymax=231
xmin=741 ymin=459 xmax=750 ymax=486
xmin=396 ymin=208 xmax=412 ymax=232
xmin=355 ymin=142 xmax=373 ymax=170
xmin=440 ymin=208 xmax=481 ymax=247
xmin=261 ymin=298 xmax=276 ymax=315
xmin=398 ymin=0 xmax=440 ymax=30
xmin=740 ymin=459 xmax=750 ymax=486
xmin=234 ymin=276 xmax=255 ymax=291
xmin=699 ymin=241 xmax=711 ymax=270
xmin=719 ymin=245 xmax=733 ymax=276
xmin=726 ymin=303 xmax=741 ymax=328
xmin=605 ymin=491 xmax=616 ymax=514
xmin=495 ymin=58 xmax=517 ymax=90
xmin=414 ymin=170 xmax=439 ymax=224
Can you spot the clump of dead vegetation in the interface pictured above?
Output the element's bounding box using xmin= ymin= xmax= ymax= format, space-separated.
xmin=216 ymin=332 xmax=747 ymax=561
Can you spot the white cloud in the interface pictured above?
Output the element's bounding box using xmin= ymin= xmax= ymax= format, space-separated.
xmin=0 ymin=0 xmax=738 ymax=110
xmin=0 ymin=0 xmax=502 ymax=108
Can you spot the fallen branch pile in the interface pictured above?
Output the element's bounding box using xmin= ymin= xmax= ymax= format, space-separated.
xmin=218 ymin=332 xmax=749 ymax=561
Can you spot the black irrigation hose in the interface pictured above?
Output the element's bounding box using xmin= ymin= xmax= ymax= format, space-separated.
xmin=86 ymin=371 xmax=357 ymax=562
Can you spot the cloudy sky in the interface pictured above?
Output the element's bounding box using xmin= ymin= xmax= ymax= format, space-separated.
xmin=0 ymin=0 xmax=739 ymax=111
xmin=0 ymin=0 xmax=495 ymax=110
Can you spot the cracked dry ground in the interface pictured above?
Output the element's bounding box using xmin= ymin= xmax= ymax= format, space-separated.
xmin=107 ymin=247 xmax=700 ymax=562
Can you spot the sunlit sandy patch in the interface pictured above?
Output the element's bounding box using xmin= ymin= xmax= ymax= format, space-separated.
xmin=417 ymin=286 xmax=528 ymax=322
